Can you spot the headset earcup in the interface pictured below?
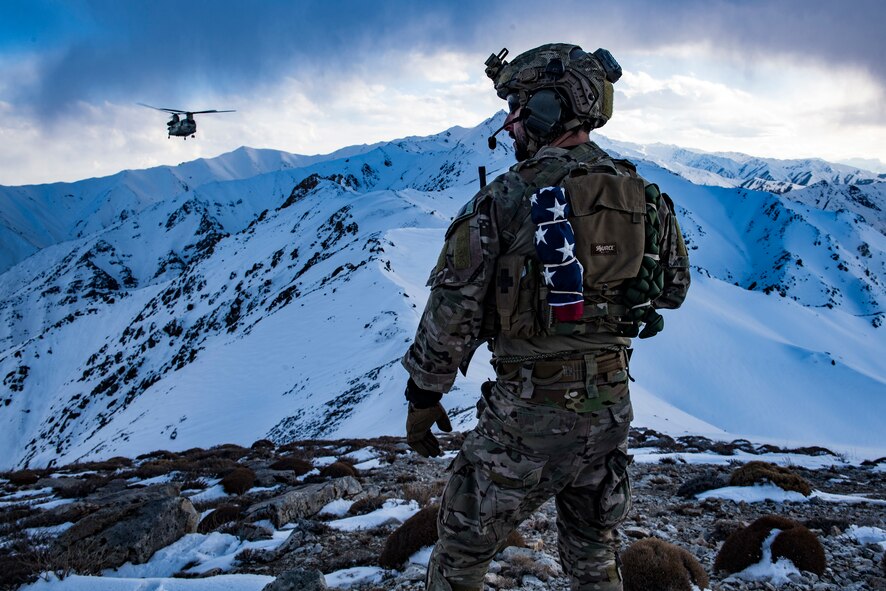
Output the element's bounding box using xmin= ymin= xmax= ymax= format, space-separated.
xmin=524 ymin=89 xmax=563 ymax=137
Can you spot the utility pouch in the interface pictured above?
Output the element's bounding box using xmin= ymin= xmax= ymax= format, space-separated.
xmin=495 ymin=254 xmax=543 ymax=338
xmin=564 ymin=172 xmax=646 ymax=290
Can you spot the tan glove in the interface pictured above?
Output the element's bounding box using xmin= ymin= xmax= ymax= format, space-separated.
xmin=406 ymin=402 xmax=453 ymax=457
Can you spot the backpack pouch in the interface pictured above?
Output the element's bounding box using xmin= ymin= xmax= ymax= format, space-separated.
xmin=564 ymin=173 xmax=646 ymax=290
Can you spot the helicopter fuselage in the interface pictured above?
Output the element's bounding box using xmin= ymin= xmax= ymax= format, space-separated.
xmin=167 ymin=117 xmax=197 ymax=138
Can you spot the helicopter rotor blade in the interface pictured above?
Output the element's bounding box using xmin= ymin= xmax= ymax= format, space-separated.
xmin=187 ymin=109 xmax=237 ymax=115
xmin=137 ymin=102 xmax=187 ymax=114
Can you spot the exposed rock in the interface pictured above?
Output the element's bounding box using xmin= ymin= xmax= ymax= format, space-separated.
xmin=245 ymin=476 xmax=362 ymax=527
xmin=221 ymin=521 xmax=274 ymax=541
xmin=261 ymin=567 xmax=327 ymax=591
xmin=52 ymin=483 xmax=199 ymax=570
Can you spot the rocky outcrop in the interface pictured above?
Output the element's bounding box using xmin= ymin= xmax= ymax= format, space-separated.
xmin=244 ymin=476 xmax=362 ymax=527
xmin=52 ymin=483 xmax=198 ymax=570
xmin=262 ymin=568 xmax=328 ymax=591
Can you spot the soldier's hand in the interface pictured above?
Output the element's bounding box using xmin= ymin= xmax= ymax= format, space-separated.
xmin=406 ymin=402 xmax=453 ymax=458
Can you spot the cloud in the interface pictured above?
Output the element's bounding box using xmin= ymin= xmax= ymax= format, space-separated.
xmin=5 ymin=0 xmax=883 ymax=119
xmin=605 ymin=61 xmax=886 ymax=166
xmin=1 ymin=0 xmax=884 ymax=184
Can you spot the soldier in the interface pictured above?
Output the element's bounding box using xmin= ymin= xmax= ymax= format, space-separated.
xmin=402 ymin=43 xmax=690 ymax=591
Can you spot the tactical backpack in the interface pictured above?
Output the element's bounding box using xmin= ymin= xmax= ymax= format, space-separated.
xmin=492 ymin=143 xmax=688 ymax=340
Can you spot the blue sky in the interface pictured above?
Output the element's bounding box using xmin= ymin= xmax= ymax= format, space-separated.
xmin=1 ymin=0 xmax=884 ymax=185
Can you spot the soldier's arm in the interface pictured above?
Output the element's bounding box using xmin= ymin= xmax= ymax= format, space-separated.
xmin=401 ymin=184 xmax=503 ymax=393
xmin=653 ymin=192 xmax=691 ymax=309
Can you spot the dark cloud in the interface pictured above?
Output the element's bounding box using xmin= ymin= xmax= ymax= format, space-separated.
xmin=4 ymin=0 xmax=884 ymax=119
xmin=7 ymin=0 xmax=492 ymax=117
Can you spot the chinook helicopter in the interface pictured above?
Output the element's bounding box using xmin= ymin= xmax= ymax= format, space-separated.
xmin=138 ymin=103 xmax=235 ymax=139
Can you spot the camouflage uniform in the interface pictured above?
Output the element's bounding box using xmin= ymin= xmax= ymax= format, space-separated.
xmin=402 ymin=139 xmax=690 ymax=591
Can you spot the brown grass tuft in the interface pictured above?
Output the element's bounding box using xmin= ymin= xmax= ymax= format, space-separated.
xmin=180 ymin=477 xmax=209 ymax=491
xmin=268 ymin=457 xmax=313 ymax=476
xmin=58 ymin=457 xmax=133 ymax=473
xmin=503 ymin=529 xmax=527 ymax=550
xmin=3 ymin=470 xmax=40 ymax=486
xmin=53 ymin=475 xmax=113 ymax=499
xmin=220 ymin=467 xmax=256 ymax=496
xmin=622 ymin=538 xmax=709 ymax=591
xmin=504 ymin=550 xmax=556 ymax=581
xmin=378 ymin=505 xmax=439 ymax=568
xmin=715 ymin=515 xmax=825 ymax=575
xmin=136 ymin=449 xmax=177 ymax=460
xmin=770 ymin=526 xmax=826 ymax=574
xmin=401 ymin=480 xmax=445 ymax=507
xmin=729 ymin=461 xmax=812 ymax=496
xmin=676 ymin=470 xmax=727 ymax=498
xmin=197 ymin=504 xmax=242 ymax=533
xmin=348 ymin=496 xmax=389 ymax=516
xmin=250 ymin=439 xmax=275 ymax=451
xmin=320 ymin=461 xmax=357 ymax=479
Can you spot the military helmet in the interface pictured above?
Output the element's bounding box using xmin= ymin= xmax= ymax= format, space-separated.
xmin=486 ymin=43 xmax=622 ymax=134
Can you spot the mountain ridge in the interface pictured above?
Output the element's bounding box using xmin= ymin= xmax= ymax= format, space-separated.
xmin=1 ymin=114 xmax=884 ymax=470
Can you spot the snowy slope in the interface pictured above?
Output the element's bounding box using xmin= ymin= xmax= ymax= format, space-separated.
xmin=1 ymin=113 xmax=884 ymax=469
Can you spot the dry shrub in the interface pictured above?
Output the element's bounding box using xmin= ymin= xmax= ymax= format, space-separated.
xmin=4 ymin=470 xmax=40 ymax=486
xmin=278 ymin=442 xmax=312 ymax=455
xmin=402 ymin=480 xmax=444 ymax=507
xmin=269 ymin=457 xmax=313 ymax=476
xmin=58 ymin=457 xmax=132 ymax=472
xmin=729 ymin=461 xmax=812 ymax=496
xmin=130 ymin=457 xmax=198 ymax=479
xmin=209 ymin=444 xmax=250 ymax=460
xmin=197 ymin=503 xmax=242 ymax=533
xmin=53 ymin=475 xmax=112 ymax=499
xmin=622 ymin=538 xmax=709 ymax=591
xmin=0 ymin=532 xmax=110 ymax=586
xmin=0 ymin=552 xmax=37 ymax=588
xmin=180 ymin=477 xmax=209 ymax=492
xmin=221 ymin=467 xmax=255 ymax=495
xmin=0 ymin=505 xmax=36 ymax=525
xmin=677 ymin=470 xmax=727 ymax=498
xmin=348 ymin=496 xmax=389 ymax=516
xmin=182 ymin=445 xmax=249 ymax=464
xmin=136 ymin=449 xmax=176 ymax=460
xmin=378 ymin=505 xmax=439 ymax=568
xmin=320 ymin=461 xmax=357 ymax=479
xmin=770 ymin=526 xmax=826 ymax=574
xmin=715 ymin=515 xmax=825 ymax=575
xmin=504 ymin=529 xmax=526 ymax=549
xmin=250 ymin=439 xmax=275 ymax=451
xmin=504 ymin=551 xmax=556 ymax=581
xmin=203 ymin=457 xmax=238 ymax=476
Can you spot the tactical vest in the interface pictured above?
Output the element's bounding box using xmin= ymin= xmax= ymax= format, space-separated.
xmin=492 ymin=143 xmax=674 ymax=340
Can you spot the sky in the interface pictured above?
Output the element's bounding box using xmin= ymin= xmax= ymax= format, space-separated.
xmin=0 ymin=0 xmax=884 ymax=186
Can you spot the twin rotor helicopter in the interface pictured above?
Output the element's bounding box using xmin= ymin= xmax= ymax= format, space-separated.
xmin=138 ymin=103 xmax=235 ymax=139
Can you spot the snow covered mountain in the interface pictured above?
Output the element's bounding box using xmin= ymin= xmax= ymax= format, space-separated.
xmin=1 ymin=113 xmax=884 ymax=469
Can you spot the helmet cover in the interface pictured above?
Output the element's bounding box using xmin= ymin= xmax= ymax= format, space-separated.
xmin=486 ymin=43 xmax=621 ymax=130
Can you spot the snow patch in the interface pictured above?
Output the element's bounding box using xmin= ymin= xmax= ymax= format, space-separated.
xmin=326 ymin=498 xmax=419 ymax=531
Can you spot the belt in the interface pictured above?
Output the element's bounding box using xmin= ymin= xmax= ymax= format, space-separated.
xmin=492 ymin=349 xmax=631 ymax=413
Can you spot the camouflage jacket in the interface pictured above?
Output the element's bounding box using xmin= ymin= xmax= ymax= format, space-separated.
xmin=402 ymin=142 xmax=690 ymax=393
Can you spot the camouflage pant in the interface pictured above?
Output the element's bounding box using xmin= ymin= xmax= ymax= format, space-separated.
xmin=426 ymin=380 xmax=633 ymax=591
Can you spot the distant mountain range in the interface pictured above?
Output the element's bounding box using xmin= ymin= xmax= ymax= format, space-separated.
xmin=1 ymin=113 xmax=884 ymax=469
